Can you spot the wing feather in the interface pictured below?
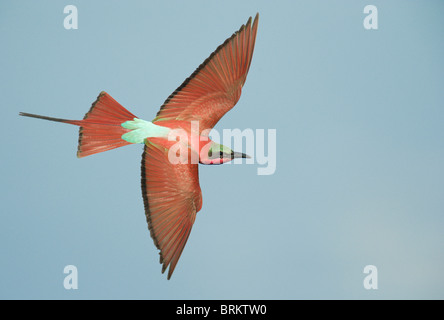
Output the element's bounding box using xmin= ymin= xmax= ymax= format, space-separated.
xmin=141 ymin=138 xmax=202 ymax=279
xmin=153 ymin=14 xmax=259 ymax=133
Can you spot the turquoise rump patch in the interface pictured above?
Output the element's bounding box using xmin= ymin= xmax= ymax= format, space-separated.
xmin=121 ymin=118 xmax=171 ymax=144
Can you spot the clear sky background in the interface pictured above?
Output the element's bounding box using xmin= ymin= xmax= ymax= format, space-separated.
xmin=1 ymin=1 xmax=443 ymax=299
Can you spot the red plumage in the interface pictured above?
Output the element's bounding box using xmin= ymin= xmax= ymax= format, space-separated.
xmin=20 ymin=91 xmax=137 ymax=157
xmin=19 ymin=13 xmax=259 ymax=280
xmin=75 ymin=92 xmax=137 ymax=157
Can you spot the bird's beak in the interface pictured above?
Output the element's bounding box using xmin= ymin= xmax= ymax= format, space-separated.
xmin=232 ymin=152 xmax=251 ymax=159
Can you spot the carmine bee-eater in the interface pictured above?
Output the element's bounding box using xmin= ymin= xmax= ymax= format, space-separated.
xmin=20 ymin=14 xmax=259 ymax=279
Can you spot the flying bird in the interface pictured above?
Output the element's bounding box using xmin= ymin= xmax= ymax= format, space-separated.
xmin=20 ymin=14 xmax=259 ymax=279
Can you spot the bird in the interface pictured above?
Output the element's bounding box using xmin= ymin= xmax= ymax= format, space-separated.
xmin=19 ymin=13 xmax=259 ymax=279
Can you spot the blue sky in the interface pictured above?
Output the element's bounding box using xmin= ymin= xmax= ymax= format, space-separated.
xmin=1 ymin=0 xmax=443 ymax=299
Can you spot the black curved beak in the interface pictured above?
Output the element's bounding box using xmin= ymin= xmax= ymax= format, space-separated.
xmin=231 ymin=151 xmax=251 ymax=159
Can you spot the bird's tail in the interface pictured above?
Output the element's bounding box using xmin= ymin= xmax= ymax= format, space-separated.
xmin=20 ymin=91 xmax=137 ymax=157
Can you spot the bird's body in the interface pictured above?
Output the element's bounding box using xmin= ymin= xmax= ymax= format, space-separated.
xmin=20 ymin=14 xmax=259 ymax=279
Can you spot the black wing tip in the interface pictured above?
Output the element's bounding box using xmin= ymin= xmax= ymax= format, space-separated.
xmin=253 ymin=13 xmax=259 ymax=27
xmin=247 ymin=13 xmax=259 ymax=27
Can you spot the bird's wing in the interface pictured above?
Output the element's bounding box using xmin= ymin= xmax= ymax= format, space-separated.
xmin=141 ymin=138 xmax=203 ymax=279
xmin=153 ymin=13 xmax=259 ymax=133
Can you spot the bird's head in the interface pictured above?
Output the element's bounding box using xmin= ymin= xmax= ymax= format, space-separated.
xmin=200 ymin=141 xmax=250 ymax=165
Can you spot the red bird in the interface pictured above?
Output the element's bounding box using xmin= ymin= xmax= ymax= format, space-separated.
xmin=20 ymin=14 xmax=259 ymax=279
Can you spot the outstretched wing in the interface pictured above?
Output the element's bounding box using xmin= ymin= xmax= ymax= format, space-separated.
xmin=141 ymin=138 xmax=203 ymax=279
xmin=153 ymin=13 xmax=259 ymax=133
